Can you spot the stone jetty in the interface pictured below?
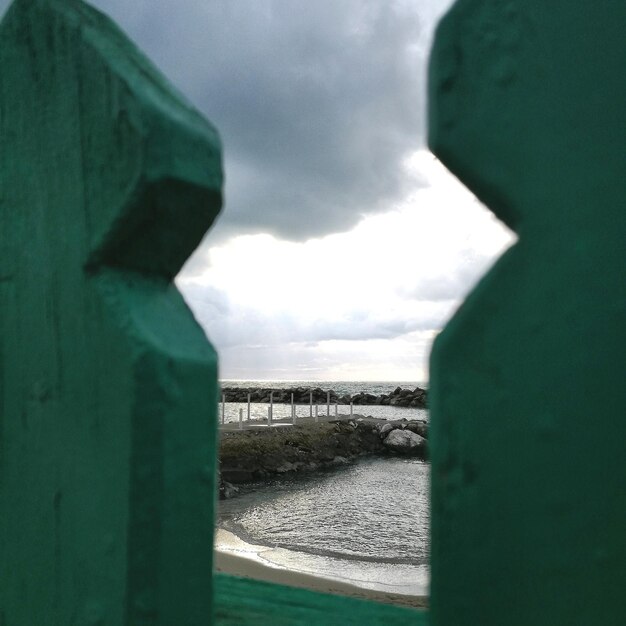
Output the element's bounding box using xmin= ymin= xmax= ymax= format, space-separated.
xmin=221 ymin=385 xmax=428 ymax=408
xmin=219 ymin=416 xmax=428 ymax=499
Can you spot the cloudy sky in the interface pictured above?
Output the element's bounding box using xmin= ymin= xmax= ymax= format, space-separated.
xmin=1 ymin=0 xmax=514 ymax=382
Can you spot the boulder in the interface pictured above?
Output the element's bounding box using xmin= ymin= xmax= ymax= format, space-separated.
xmin=220 ymin=481 xmax=240 ymax=500
xmin=390 ymin=396 xmax=411 ymax=407
xmin=379 ymin=423 xmax=394 ymax=438
xmin=405 ymin=420 xmax=428 ymax=438
xmin=383 ymin=429 xmax=426 ymax=456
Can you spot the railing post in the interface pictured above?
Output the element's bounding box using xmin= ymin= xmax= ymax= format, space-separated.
xmin=269 ymin=391 xmax=274 ymax=425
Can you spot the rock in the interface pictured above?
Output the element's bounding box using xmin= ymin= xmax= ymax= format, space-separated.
xmin=276 ymin=461 xmax=296 ymax=473
xmin=221 ymin=385 xmax=427 ymax=408
xmin=405 ymin=420 xmax=428 ymax=438
xmin=220 ymin=481 xmax=240 ymax=500
xmin=379 ymin=423 xmax=394 ymax=438
xmin=383 ymin=429 xmax=427 ymax=456
xmin=390 ymin=396 xmax=411 ymax=407
xmin=220 ymin=416 xmax=421 ymax=487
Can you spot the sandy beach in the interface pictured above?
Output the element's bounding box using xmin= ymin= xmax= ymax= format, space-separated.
xmin=214 ymin=543 xmax=428 ymax=610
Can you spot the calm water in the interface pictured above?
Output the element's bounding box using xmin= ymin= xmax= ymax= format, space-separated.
xmin=218 ymin=456 xmax=430 ymax=595
xmin=221 ymin=380 xmax=428 ymax=395
xmin=219 ymin=379 xmax=429 ymax=424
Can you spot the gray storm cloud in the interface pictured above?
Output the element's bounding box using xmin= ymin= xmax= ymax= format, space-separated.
xmin=2 ymin=0 xmax=508 ymax=381
xmin=0 ymin=0 xmax=448 ymax=242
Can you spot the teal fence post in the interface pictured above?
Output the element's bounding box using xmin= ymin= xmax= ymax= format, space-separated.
xmin=0 ymin=2 xmax=421 ymax=625
xmin=428 ymin=2 xmax=626 ymax=624
xmin=9 ymin=0 xmax=622 ymax=624
xmin=0 ymin=0 xmax=223 ymax=623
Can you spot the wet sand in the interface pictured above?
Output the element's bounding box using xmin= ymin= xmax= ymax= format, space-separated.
xmin=214 ymin=548 xmax=428 ymax=610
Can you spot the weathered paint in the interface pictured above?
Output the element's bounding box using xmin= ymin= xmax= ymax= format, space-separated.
xmin=0 ymin=0 xmax=222 ymax=623
xmin=0 ymin=1 xmax=429 ymax=624
xmin=428 ymin=2 xmax=626 ymax=624
xmin=8 ymin=0 xmax=620 ymax=624
xmin=213 ymin=574 xmax=427 ymax=626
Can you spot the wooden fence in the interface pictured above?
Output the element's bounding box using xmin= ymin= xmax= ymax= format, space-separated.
xmin=0 ymin=0 xmax=624 ymax=624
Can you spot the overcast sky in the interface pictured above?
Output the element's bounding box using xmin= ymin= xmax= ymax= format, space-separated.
xmin=1 ymin=0 xmax=514 ymax=382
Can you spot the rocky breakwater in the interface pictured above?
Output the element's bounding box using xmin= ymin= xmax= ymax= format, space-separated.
xmin=219 ymin=417 xmax=428 ymax=499
xmin=221 ymin=385 xmax=428 ymax=408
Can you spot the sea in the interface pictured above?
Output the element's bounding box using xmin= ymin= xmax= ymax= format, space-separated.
xmin=218 ymin=379 xmax=430 ymax=424
xmin=216 ymin=380 xmax=431 ymax=597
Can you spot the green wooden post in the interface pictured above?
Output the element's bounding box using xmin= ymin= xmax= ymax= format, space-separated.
xmin=0 ymin=0 xmax=222 ymax=623
xmin=9 ymin=0 xmax=622 ymax=624
xmin=0 ymin=1 xmax=424 ymax=624
xmin=428 ymin=2 xmax=626 ymax=624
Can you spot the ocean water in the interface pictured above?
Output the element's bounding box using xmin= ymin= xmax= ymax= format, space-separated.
xmin=219 ymin=379 xmax=429 ymax=424
xmin=221 ymin=380 xmax=428 ymax=396
xmin=217 ymin=456 xmax=430 ymax=596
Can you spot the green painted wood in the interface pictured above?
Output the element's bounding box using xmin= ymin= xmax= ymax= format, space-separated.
xmin=0 ymin=0 xmax=222 ymax=624
xmin=428 ymin=2 xmax=626 ymax=625
xmin=0 ymin=1 xmax=430 ymax=624
xmin=214 ymin=574 xmax=427 ymax=626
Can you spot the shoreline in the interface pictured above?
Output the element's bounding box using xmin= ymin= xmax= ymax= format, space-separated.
xmin=219 ymin=415 xmax=428 ymax=490
xmin=214 ymin=529 xmax=429 ymax=610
